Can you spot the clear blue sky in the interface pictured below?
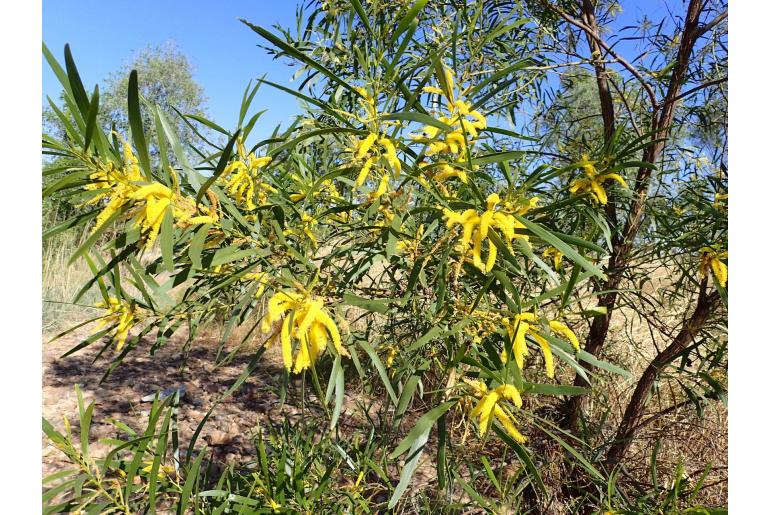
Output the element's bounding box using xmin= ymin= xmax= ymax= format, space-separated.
xmin=43 ymin=0 xmax=687 ymax=144
xmin=43 ymin=0 xmax=303 ymax=142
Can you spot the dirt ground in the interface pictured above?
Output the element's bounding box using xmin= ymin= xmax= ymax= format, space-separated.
xmin=42 ymin=326 xmax=303 ymax=478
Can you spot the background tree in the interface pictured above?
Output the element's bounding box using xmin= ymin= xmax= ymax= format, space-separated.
xmin=43 ymin=41 xmax=208 ymax=153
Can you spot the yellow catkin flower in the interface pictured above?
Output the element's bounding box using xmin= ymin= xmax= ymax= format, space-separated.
xmin=369 ymin=173 xmax=390 ymax=200
xmin=354 ymin=86 xmax=378 ymax=123
xmin=83 ymin=138 xmax=217 ymax=245
xmin=433 ymin=163 xmax=468 ymax=183
xmin=348 ymin=133 xmax=401 ymax=197
xmin=699 ymin=247 xmax=728 ymax=288
xmin=241 ymin=271 xmax=269 ymax=297
xmin=568 ymin=154 xmax=628 ymax=205
xmin=543 ymin=247 xmax=564 ymax=270
xmin=261 ymin=290 xmax=348 ymax=373
xmin=83 ymin=140 xmax=146 ymax=233
xmin=355 ymin=133 xmax=378 ymax=159
xmin=220 ymin=139 xmax=274 ymax=210
xmin=463 ymin=379 xmax=526 ymax=442
xmin=503 ymin=312 xmax=580 ymax=378
xmin=713 ymin=192 xmax=728 ymax=210
xmin=300 ymin=213 xmax=319 ymax=248
xmin=443 ymin=193 xmax=529 ymax=273
xmin=129 ymin=183 xmax=176 ymax=247
xmin=413 ymin=64 xmax=487 ymax=158
xmin=93 ymin=297 xmax=137 ymax=352
xmin=141 ymin=461 xmax=175 ymax=479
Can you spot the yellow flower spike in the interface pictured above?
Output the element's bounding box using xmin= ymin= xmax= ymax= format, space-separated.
xmin=494 ymin=384 xmax=523 ymax=408
xmin=445 ymin=131 xmax=465 ymax=153
xmin=378 ymin=137 xmax=401 ymax=175
xmin=699 ymin=247 xmax=728 ymax=287
xmin=296 ymin=299 xmax=322 ymax=337
xmin=469 ymin=110 xmax=487 ymax=130
xmin=485 ymin=238 xmax=498 ymax=273
xmin=236 ymin=138 xmax=248 ymax=159
xmin=262 ymin=290 xmax=347 ymax=373
xmin=543 ymin=247 xmax=564 ymax=270
xmin=578 ymin=154 xmax=597 ymax=176
xmin=713 ymin=192 xmax=728 ymax=209
xmin=599 ymin=173 xmax=628 ymax=189
xmin=93 ymin=297 xmax=138 ymax=352
xmin=494 ymin=406 xmax=527 ymax=443
xmin=310 ymin=321 xmax=329 ymax=355
xmin=219 ymin=146 xmax=273 ymax=210
xmin=503 ymin=313 xmax=580 ymax=375
xmin=443 ymin=193 xmax=532 ymax=274
xmin=590 ymin=181 xmax=608 ymax=205
xmin=370 ymin=173 xmax=390 ymax=200
xmin=355 ymin=157 xmax=376 ymax=187
xmin=463 ymin=378 xmax=488 ymax=397
xmin=249 ymin=156 xmax=272 ymax=169
xmin=314 ymin=308 xmax=348 ymax=357
xmin=355 ymin=133 xmax=378 ymax=159
xmin=129 ymin=183 xmax=176 ymax=247
xmin=293 ymin=333 xmax=314 ymax=374
xmin=470 ymin=390 xmax=500 ymax=434
xmin=548 ymin=320 xmax=581 ymax=352
xmin=511 ymin=320 xmax=530 ymax=369
xmin=466 ymin=382 xmax=525 ymax=438
xmin=433 ymin=164 xmax=468 ymax=183
xmin=569 ymin=157 xmax=628 ymax=206
xmin=711 ymin=259 xmax=728 ymax=288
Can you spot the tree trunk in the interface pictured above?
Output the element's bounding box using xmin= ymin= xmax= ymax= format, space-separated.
xmin=560 ymin=0 xmax=706 ymax=430
xmin=603 ymin=282 xmax=720 ymax=465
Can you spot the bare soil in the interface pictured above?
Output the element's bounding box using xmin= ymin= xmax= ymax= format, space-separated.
xmin=42 ymin=327 xmax=303 ymax=477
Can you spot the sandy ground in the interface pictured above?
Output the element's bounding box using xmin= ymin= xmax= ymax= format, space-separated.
xmin=42 ymin=326 xmax=301 ymax=478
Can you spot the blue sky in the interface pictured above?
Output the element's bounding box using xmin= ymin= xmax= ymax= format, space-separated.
xmin=43 ymin=0 xmax=687 ymax=144
xmin=43 ymin=0 xmax=303 ymax=141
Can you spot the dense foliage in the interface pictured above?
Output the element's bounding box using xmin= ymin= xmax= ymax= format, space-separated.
xmin=42 ymin=0 xmax=727 ymax=512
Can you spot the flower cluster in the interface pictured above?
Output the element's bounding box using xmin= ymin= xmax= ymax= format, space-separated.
xmin=568 ymin=154 xmax=628 ymax=205
xmin=542 ymin=247 xmax=564 ymax=270
xmin=502 ymin=312 xmax=580 ymax=378
xmin=348 ymin=132 xmax=402 ymax=199
xmin=84 ymin=139 xmax=217 ymax=247
xmin=93 ymin=297 xmax=139 ymax=352
xmin=220 ymin=139 xmax=274 ymax=210
xmin=261 ymin=289 xmax=348 ymax=373
xmin=442 ymin=193 xmax=530 ymax=273
xmin=415 ymin=65 xmax=487 ymax=157
xmin=699 ymin=246 xmax=728 ymax=288
xmin=463 ymin=379 xmax=526 ymax=443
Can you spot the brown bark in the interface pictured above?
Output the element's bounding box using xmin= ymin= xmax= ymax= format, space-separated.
xmin=581 ymin=0 xmax=615 ymax=143
xmin=603 ymin=282 xmax=721 ymax=466
xmin=560 ymin=0 xmax=706 ymax=431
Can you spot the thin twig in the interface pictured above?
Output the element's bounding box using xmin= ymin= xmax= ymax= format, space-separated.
xmin=666 ymin=76 xmax=727 ymax=106
xmin=542 ymin=1 xmax=658 ymax=110
xmin=696 ymin=10 xmax=727 ymax=38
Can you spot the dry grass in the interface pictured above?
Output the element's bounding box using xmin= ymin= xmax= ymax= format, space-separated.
xmin=42 ymin=226 xmax=100 ymax=332
xmin=575 ymin=264 xmax=728 ymax=508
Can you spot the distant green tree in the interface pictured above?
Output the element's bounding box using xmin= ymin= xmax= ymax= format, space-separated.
xmin=43 ymin=42 xmax=208 ymax=152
